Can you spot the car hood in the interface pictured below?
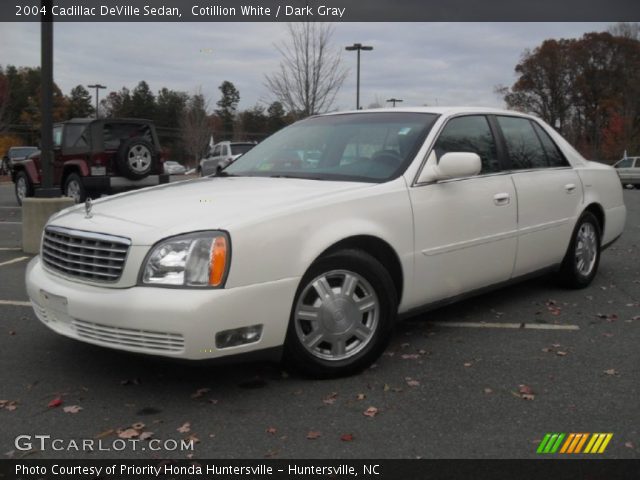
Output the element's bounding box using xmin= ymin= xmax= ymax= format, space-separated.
xmin=49 ymin=176 xmax=370 ymax=245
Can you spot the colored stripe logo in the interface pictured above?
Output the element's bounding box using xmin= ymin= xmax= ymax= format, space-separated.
xmin=537 ymin=433 xmax=613 ymax=454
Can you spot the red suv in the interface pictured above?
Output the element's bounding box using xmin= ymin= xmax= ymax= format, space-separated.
xmin=11 ymin=118 xmax=168 ymax=205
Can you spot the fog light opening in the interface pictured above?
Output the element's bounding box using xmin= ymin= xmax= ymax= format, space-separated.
xmin=215 ymin=324 xmax=263 ymax=349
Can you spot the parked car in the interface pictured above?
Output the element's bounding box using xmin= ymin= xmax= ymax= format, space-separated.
xmin=26 ymin=108 xmax=626 ymax=378
xmin=164 ymin=160 xmax=186 ymax=175
xmin=199 ymin=141 xmax=256 ymax=176
xmin=11 ymin=118 xmax=168 ymax=205
xmin=613 ymin=156 xmax=640 ymax=188
xmin=2 ymin=146 xmax=38 ymax=175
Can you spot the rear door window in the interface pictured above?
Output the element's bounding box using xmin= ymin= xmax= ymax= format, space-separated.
xmin=496 ymin=116 xmax=548 ymax=169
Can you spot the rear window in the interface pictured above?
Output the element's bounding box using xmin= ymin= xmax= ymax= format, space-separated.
xmin=230 ymin=144 xmax=254 ymax=156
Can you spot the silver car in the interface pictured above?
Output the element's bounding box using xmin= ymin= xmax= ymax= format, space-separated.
xmin=199 ymin=141 xmax=256 ymax=176
xmin=613 ymin=156 xmax=640 ymax=188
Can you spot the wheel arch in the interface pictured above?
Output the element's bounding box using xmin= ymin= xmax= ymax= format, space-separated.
xmin=583 ymin=202 xmax=605 ymax=236
xmin=314 ymin=235 xmax=404 ymax=304
xmin=61 ymin=164 xmax=83 ymax=188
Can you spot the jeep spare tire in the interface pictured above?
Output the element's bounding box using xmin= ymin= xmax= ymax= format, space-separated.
xmin=117 ymin=137 xmax=156 ymax=180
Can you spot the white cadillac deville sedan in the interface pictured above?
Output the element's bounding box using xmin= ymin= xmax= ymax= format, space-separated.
xmin=26 ymin=108 xmax=626 ymax=377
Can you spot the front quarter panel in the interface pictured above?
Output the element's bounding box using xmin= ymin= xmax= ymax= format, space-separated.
xmin=224 ymin=177 xmax=414 ymax=309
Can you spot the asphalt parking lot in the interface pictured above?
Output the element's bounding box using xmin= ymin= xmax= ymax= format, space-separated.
xmin=0 ymin=181 xmax=638 ymax=460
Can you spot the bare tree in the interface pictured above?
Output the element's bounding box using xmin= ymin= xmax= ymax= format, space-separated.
xmin=608 ymin=22 xmax=640 ymax=40
xmin=265 ymin=23 xmax=347 ymax=119
xmin=0 ymin=72 xmax=10 ymax=134
xmin=180 ymin=90 xmax=211 ymax=169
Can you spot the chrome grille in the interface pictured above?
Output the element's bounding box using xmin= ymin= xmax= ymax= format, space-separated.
xmin=42 ymin=226 xmax=131 ymax=282
xmin=71 ymin=319 xmax=185 ymax=353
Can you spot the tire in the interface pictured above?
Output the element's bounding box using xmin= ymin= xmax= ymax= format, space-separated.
xmin=283 ymin=249 xmax=398 ymax=378
xmin=63 ymin=173 xmax=86 ymax=204
xmin=14 ymin=171 xmax=33 ymax=206
xmin=558 ymin=211 xmax=601 ymax=289
xmin=116 ymin=137 xmax=156 ymax=180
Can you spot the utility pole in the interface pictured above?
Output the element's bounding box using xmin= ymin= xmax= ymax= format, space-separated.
xmin=88 ymin=84 xmax=107 ymax=118
xmin=386 ymin=98 xmax=403 ymax=107
xmin=345 ymin=43 xmax=373 ymax=110
xmin=36 ymin=0 xmax=59 ymax=197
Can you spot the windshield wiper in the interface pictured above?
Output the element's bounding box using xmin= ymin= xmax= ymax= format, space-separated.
xmin=269 ymin=174 xmax=325 ymax=180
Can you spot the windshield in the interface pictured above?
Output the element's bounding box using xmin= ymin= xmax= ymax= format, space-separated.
xmin=225 ymin=112 xmax=437 ymax=182
xmin=10 ymin=147 xmax=38 ymax=158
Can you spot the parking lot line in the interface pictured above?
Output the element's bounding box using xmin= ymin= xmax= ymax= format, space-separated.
xmin=431 ymin=321 xmax=580 ymax=331
xmin=0 ymin=247 xmax=22 ymax=251
xmin=0 ymin=300 xmax=30 ymax=307
xmin=0 ymin=256 xmax=28 ymax=267
xmin=0 ymin=221 xmax=21 ymax=225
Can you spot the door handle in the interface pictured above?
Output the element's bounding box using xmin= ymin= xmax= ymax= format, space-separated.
xmin=493 ymin=193 xmax=510 ymax=206
xmin=564 ymin=183 xmax=576 ymax=193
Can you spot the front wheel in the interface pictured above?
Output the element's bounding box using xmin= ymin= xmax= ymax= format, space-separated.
xmin=283 ymin=249 xmax=397 ymax=378
xmin=558 ymin=211 xmax=601 ymax=289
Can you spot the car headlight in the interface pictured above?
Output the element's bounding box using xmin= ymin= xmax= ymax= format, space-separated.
xmin=141 ymin=231 xmax=230 ymax=288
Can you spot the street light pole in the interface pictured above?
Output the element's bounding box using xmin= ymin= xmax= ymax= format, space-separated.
xmin=386 ymin=98 xmax=403 ymax=107
xmin=88 ymin=84 xmax=107 ymax=118
xmin=345 ymin=43 xmax=373 ymax=110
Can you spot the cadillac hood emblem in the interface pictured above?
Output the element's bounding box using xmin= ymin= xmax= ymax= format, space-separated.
xmin=84 ymin=198 xmax=93 ymax=219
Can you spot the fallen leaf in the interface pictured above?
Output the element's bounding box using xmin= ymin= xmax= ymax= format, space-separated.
xmin=306 ymin=431 xmax=321 ymax=440
xmin=117 ymin=429 xmax=139 ymax=439
xmin=190 ymin=388 xmax=211 ymax=399
xmin=551 ymin=343 xmax=561 ymax=348
xmin=405 ymin=377 xmax=420 ymax=387
xmin=266 ymin=427 xmax=277 ymax=435
xmin=519 ymin=385 xmax=534 ymax=395
xmin=177 ymin=422 xmax=191 ymax=433
xmin=356 ymin=393 xmax=366 ymax=401
xmin=323 ymin=392 xmax=338 ymax=405
xmin=383 ymin=384 xmax=390 ymax=392
xmin=556 ymin=351 xmax=568 ymax=357
xmin=47 ymin=397 xmax=63 ymax=408
xmin=363 ymin=406 xmax=379 ymax=417
xmin=521 ymin=394 xmax=535 ymax=400
xmin=484 ymin=388 xmax=493 ymax=394
xmin=62 ymin=405 xmax=83 ymax=414
xmin=132 ymin=422 xmax=145 ymax=430
xmin=8 ymin=331 xmax=15 ymax=336
xmin=604 ymin=369 xmax=619 ymax=376
xmin=401 ymin=354 xmax=420 ymax=360
xmin=463 ymin=362 xmax=473 ymax=367
xmin=340 ymin=433 xmax=354 ymax=442
xmin=208 ymin=399 xmax=219 ymax=405
xmin=139 ymin=431 xmax=154 ymax=441
xmin=185 ymin=434 xmax=200 ymax=444
xmin=625 ymin=441 xmax=635 ymax=449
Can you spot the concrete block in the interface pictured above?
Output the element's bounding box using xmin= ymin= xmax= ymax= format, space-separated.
xmin=22 ymin=197 xmax=75 ymax=254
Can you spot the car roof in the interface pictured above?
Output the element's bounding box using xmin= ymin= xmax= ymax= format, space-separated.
xmin=319 ymin=106 xmax=538 ymax=119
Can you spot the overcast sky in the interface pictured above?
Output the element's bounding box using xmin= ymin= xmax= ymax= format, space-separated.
xmin=0 ymin=22 xmax=611 ymax=112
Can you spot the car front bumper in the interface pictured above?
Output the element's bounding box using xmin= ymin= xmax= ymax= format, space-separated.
xmin=26 ymin=257 xmax=298 ymax=360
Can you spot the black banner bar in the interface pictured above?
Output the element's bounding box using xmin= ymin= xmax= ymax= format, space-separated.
xmin=1 ymin=0 xmax=639 ymax=22
xmin=2 ymin=459 xmax=640 ymax=480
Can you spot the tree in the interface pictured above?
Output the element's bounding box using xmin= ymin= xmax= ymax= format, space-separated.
xmin=215 ymin=81 xmax=240 ymax=139
xmin=498 ymin=31 xmax=640 ymax=161
xmin=180 ymin=91 xmax=210 ymax=168
xmin=266 ymin=101 xmax=288 ymax=133
xmin=101 ymin=87 xmax=133 ymax=118
xmin=131 ymin=81 xmax=155 ymax=120
xmin=0 ymin=69 xmax=9 ymax=133
xmin=265 ymin=22 xmax=347 ymax=119
xmin=66 ymin=85 xmax=94 ymax=119
xmin=608 ymin=22 xmax=640 ymax=40
xmin=155 ymin=87 xmax=188 ymax=128
xmin=237 ymin=104 xmax=267 ymax=140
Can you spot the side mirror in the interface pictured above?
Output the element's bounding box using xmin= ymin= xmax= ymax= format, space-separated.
xmin=418 ymin=152 xmax=482 ymax=183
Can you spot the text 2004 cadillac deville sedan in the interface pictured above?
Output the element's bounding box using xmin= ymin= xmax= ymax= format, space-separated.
xmin=26 ymin=108 xmax=626 ymax=377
